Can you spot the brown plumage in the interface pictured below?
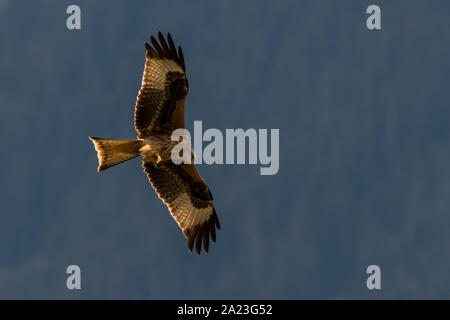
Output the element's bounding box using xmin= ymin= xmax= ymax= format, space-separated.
xmin=89 ymin=32 xmax=220 ymax=255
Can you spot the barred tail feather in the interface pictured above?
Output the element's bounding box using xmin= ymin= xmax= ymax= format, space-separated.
xmin=89 ymin=137 xmax=144 ymax=172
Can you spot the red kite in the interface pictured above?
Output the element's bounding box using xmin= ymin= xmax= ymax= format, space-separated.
xmin=89 ymin=32 xmax=220 ymax=255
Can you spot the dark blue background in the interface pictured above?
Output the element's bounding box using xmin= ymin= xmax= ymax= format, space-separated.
xmin=0 ymin=0 xmax=449 ymax=298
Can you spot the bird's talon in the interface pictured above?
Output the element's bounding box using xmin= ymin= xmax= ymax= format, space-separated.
xmin=155 ymin=155 xmax=162 ymax=167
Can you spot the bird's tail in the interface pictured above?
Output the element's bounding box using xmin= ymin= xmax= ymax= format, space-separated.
xmin=89 ymin=137 xmax=144 ymax=172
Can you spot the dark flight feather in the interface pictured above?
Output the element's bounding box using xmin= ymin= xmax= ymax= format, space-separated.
xmin=142 ymin=160 xmax=220 ymax=255
xmin=135 ymin=32 xmax=188 ymax=138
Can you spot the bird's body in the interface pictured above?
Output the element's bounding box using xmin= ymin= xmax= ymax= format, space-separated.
xmin=89 ymin=32 xmax=220 ymax=255
xmin=139 ymin=128 xmax=178 ymax=161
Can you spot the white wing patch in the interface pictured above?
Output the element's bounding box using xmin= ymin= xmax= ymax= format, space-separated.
xmin=168 ymin=192 xmax=213 ymax=234
xmin=141 ymin=57 xmax=184 ymax=90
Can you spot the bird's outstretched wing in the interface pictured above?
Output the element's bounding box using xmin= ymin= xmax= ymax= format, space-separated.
xmin=143 ymin=160 xmax=220 ymax=255
xmin=135 ymin=32 xmax=188 ymax=138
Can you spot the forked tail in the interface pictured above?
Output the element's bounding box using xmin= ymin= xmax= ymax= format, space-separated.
xmin=89 ymin=137 xmax=144 ymax=171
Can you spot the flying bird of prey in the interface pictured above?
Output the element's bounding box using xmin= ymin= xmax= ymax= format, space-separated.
xmin=89 ymin=32 xmax=220 ymax=255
